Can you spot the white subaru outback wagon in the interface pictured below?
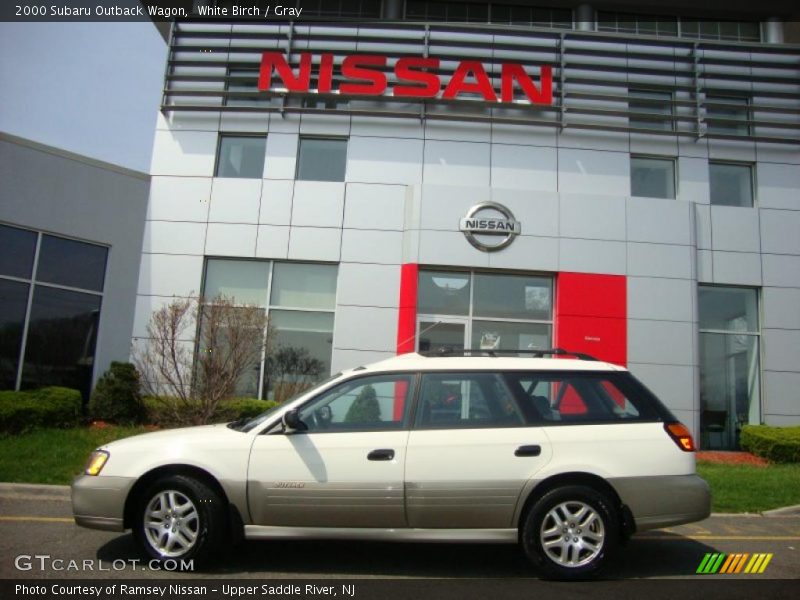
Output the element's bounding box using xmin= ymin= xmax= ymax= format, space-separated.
xmin=73 ymin=349 xmax=710 ymax=579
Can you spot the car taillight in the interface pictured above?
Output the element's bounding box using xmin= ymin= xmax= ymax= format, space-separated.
xmin=664 ymin=422 xmax=696 ymax=452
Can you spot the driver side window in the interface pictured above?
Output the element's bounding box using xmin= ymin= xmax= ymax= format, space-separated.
xmin=298 ymin=374 xmax=414 ymax=432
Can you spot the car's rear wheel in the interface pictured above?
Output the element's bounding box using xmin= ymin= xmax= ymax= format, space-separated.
xmin=133 ymin=475 xmax=225 ymax=567
xmin=521 ymin=485 xmax=619 ymax=580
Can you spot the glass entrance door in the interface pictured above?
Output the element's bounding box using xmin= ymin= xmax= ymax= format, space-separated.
xmin=417 ymin=319 xmax=467 ymax=355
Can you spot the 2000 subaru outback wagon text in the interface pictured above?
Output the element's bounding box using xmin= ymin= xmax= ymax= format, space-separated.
xmin=73 ymin=350 xmax=710 ymax=579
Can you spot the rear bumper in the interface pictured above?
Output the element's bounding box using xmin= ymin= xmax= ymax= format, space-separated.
xmin=610 ymin=474 xmax=711 ymax=531
xmin=71 ymin=475 xmax=136 ymax=532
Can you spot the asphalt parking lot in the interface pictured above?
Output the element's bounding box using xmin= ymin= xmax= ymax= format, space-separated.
xmin=1 ymin=483 xmax=798 ymax=580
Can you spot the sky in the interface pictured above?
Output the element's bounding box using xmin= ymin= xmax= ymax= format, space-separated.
xmin=0 ymin=21 xmax=167 ymax=173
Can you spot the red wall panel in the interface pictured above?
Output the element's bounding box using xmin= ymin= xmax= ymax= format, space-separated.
xmin=396 ymin=263 xmax=419 ymax=354
xmin=555 ymin=272 xmax=627 ymax=366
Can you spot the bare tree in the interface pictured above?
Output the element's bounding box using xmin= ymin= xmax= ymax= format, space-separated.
xmin=133 ymin=295 xmax=269 ymax=425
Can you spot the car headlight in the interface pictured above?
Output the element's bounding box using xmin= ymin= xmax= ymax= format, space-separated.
xmin=84 ymin=450 xmax=109 ymax=476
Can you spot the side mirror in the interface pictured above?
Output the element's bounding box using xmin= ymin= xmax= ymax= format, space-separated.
xmin=282 ymin=409 xmax=307 ymax=433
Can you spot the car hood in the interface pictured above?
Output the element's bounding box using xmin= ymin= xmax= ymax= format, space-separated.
xmin=99 ymin=423 xmax=235 ymax=452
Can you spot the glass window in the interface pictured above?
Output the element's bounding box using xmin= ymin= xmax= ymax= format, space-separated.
xmin=0 ymin=279 xmax=29 ymax=389
xmin=709 ymin=163 xmax=753 ymax=208
xmin=699 ymin=287 xmax=759 ymax=333
xmin=706 ymin=96 xmax=750 ymax=136
xmin=296 ymin=138 xmax=347 ymax=182
xmin=35 ymin=235 xmax=108 ymax=293
xmin=416 ymin=372 xmax=524 ymax=429
xmin=298 ymin=373 xmax=414 ymax=432
xmin=215 ymin=135 xmax=267 ymax=179
xmin=200 ymin=260 xmax=338 ymax=401
xmin=417 ymin=270 xmax=554 ymax=354
xmin=737 ymin=22 xmax=761 ymax=42
xmin=699 ymin=286 xmax=760 ymax=450
xmin=629 ymin=89 xmax=673 ymax=131
xmin=204 ymin=259 xmax=269 ymax=306
xmin=196 ymin=303 xmax=267 ymax=399
xmin=20 ymin=286 xmax=101 ymax=400
xmin=473 ymin=273 xmax=552 ymax=321
xmin=598 ymin=12 xmax=677 ymax=36
xmin=0 ymin=224 xmax=37 ymax=279
xmin=418 ymin=320 xmax=465 ymax=355
xmin=504 ymin=372 xmax=661 ymax=423
xmin=270 ymin=263 xmax=338 ymax=309
xmin=417 ymin=271 xmax=471 ymax=316
xmin=473 ymin=321 xmax=550 ymax=353
xmin=631 ymin=156 xmax=676 ymax=199
xmin=266 ymin=309 xmax=334 ymax=395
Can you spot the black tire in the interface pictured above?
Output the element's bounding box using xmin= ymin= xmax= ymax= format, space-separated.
xmin=133 ymin=475 xmax=226 ymax=568
xmin=520 ymin=485 xmax=619 ymax=580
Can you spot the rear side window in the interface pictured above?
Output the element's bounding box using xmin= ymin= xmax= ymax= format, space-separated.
xmin=505 ymin=372 xmax=664 ymax=424
xmin=415 ymin=372 xmax=525 ymax=429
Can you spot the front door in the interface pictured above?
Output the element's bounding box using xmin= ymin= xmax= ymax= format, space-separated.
xmin=247 ymin=373 xmax=415 ymax=528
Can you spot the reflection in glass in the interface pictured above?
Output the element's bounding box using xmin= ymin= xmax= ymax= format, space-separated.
xmin=296 ymin=138 xmax=347 ymax=182
xmin=216 ymin=135 xmax=267 ymax=179
xmin=270 ymin=263 xmax=338 ymax=309
xmin=20 ymin=286 xmax=101 ymax=401
xmin=204 ymin=259 xmax=269 ymax=306
xmin=37 ymin=235 xmax=107 ymax=292
xmin=0 ymin=224 xmax=37 ymax=279
xmin=700 ymin=332 xmax=760 ymax=450
xmin=473 ymin=273 xmax=551 ymax=320
xmin=699 ymin=285 xmax=760 ymax=450
xmin=298 ymin=374 xmax=412 ymax=431
xmin=418 ymin=321 xmax=465 ymax=355
xmin=709 ymin=163 xmax=753 ymax=207
xmin=263 ymin=310 xmax=334 ymax=402
xmin=699 ymin=287 xmax=758 ymax=332
xmin=472 ymin=321 xmax=551 ymax=353
xmin=0 ymin=280 xmax=29 ymax=389
xmin=418 ymin=271 xmax=470 ymax=316
xmin=631 ymin=157 xmax=675 ymax=199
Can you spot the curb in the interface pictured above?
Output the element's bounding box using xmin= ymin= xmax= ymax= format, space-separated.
xmin=762 ymin=504 xmax=800 ymax=517
xmin=0 ymin=482 xmax=70 ymax=499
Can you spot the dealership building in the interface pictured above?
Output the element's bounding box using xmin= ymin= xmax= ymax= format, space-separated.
xmin=2 ymin=2 xmax=800 ymax=449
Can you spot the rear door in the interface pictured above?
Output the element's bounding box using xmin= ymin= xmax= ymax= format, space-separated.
xmin=404 ymin=371 xmax=552 ymax=529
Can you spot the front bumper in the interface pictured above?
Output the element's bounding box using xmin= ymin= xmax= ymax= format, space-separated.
xmin=71 ymin=475 xmax=136 ymax=532
xmin=610 ymin=474 xmax=711 ymax=531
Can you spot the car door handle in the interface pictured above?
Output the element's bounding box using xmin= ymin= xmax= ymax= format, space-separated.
xmin=515 ymin=445 xmax=542 ymax=457
xmin=367 ymin=449 xmax=395 ymax=461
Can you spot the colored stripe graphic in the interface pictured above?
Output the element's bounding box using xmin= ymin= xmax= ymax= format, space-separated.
xmin=744 ymin=553 xmax=774 ymax=574
xmin=697 ymin=553 xmax=725 ymax=574
xmin=697 ymin=552 xmax=772 ymax=574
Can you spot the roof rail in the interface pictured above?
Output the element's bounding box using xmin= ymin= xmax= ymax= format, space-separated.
xmin=419 ymin=348 xmax=599 ymax=361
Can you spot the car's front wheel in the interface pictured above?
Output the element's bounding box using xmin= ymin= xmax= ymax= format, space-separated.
xmin=133 ymin=475 xmax=225 ymax=567
xmin=521 ymin=485 xmax=619 ymax=580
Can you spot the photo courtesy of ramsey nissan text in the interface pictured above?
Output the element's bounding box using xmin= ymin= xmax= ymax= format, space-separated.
xmin=1 ymin=1 xmax=799 ymax=598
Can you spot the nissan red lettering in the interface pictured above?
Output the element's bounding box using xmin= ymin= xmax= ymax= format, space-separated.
xmin=258 ymin=52 xmax=553 ymax=106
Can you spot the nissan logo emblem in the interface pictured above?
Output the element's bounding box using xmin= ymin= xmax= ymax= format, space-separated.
xmin=459 ymin=202 xmax=521 ymax=252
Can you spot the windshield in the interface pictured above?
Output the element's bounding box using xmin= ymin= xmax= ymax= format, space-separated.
xmin=232 ymin=372 xmax=344 ymax=433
